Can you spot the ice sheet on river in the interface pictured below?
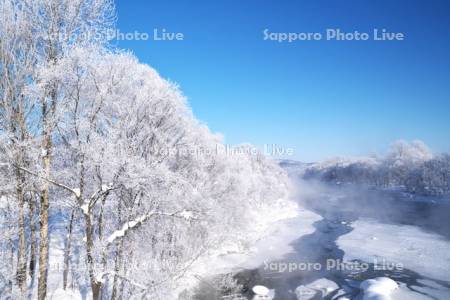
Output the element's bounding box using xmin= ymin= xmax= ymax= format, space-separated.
xmin=337 ymin=218 xmax=450 ymax=282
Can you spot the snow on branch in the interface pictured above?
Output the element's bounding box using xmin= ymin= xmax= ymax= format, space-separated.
xmin=106 ymin=209 xmax=199 ymax=247
xmin=81 ymin=184 xmax=114 ymax=216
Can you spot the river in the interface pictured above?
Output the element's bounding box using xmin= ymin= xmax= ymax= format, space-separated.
xmin=193 ymin=183 xmax=450 ymax=300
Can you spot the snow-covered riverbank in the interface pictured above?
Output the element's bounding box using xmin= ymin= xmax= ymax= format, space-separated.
xmin=180 ymin=206 xmax=322 ymax=298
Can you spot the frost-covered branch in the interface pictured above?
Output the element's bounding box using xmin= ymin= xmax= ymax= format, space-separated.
xmin=95 ymin=271 xmax=149 ymax=292
xmin=106 ymin=209 xmax=199 ymax=247
xmin=15 ymin=165 xmax=79 ymax=197
xmin=80 ymin=184 xmax=114 ymax=215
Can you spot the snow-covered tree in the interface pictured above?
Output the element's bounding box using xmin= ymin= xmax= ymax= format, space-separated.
xmin=1 ymin=2 xmax=295 ymax=299
xmin=1 ymin=0 xmax=115 ymax=298
xmin=23 ymin=46 xmax=293 ymax=299
xmin=303 ymin=140 xmax=450 ymax=197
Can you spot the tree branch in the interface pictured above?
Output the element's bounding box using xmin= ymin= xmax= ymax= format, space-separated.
xmin=15 ymin=165 xmax=79 ymax=197
xmin=106 ymin=210 xmax=199 ymax=247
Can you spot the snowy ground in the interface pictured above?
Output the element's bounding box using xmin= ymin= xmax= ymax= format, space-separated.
xmin=221 ymin=208 xmax=322 ymax=271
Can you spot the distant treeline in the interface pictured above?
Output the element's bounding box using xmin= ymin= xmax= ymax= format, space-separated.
xmin=303 ymin=141 xmax=450 ymax=196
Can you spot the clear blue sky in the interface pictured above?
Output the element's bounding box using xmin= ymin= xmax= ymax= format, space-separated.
xmin=114 ymin=0 xmax=450 ymax=161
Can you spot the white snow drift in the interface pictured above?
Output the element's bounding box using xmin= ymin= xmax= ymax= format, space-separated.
xmin=360 ymin=277 xmax=398 ymax=300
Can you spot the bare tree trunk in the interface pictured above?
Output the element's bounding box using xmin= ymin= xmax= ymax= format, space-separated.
xmin=111 ymin=239 xmax=124 ymax=300
xmin=15 ymin=169 xmax=27 ymax=296
xmin=92 ymin=282 xmax=102 ymax=300
xmin=97 ymin=196 xmax=107 ymax=239
xmin=111 ymin=203 xmax=123 ymax=300
xmin=7 ymin=236 xmax=14 ymax=295
xmin=84 ymin=211 xmax=102 ymax=300
xmin=37 ymin=75 xmax=58 ymax=300
xmin=10 ymin=97 xmax=29 ymax=297
xmin=63 ymin=210 xmax=75 ymax=290
xmin=98 ymin=195 xmax=108 ymax=298
xmin=37 ymin=134 xmax=51 ymax=300
xmin=29 ymin=193 xmax=37 ymax=279
xmin=111 ymin=258 xmax=119 ymax=300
